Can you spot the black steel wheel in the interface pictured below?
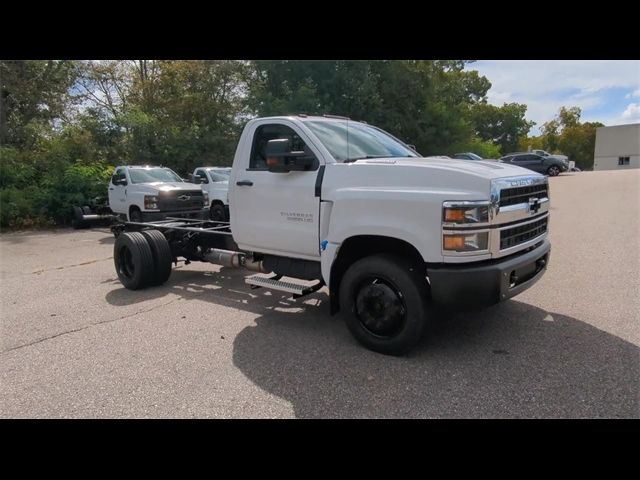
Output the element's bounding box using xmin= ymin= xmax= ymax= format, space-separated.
xmin=339 ymin=253 xmax=430 ymax=355
xmin=113 ymin=232 xmax=155 ymax=290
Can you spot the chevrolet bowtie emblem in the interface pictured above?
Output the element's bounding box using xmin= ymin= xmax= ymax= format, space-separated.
xmin=178 ymin=195 xmax=190 ymax=201
xmin=529 ymin=197 xmax=540 ymax=214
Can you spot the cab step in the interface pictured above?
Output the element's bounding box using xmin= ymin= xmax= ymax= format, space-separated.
xmin=245 ymin=274 xmax=324 ymax=298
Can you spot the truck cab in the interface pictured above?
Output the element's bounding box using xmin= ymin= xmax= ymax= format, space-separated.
xmin=108 ymin=165 xmax=209 ymax=222
xmin=191 ymin=167 xmax=231 ymax=221
xmin=112 ymin=116 xmax=551 ymax=356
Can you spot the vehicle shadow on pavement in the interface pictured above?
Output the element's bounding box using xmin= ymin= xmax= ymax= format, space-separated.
xmin=105 ymin=267 xmax=639 ymax=419
xmin=233 ymin=301 xmax=639 ymax=418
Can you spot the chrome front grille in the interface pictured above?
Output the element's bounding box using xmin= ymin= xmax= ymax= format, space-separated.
xmin=441 ymin=175 xmax=550 ymax=261
xmin=158 ymin=190 xmax=204 ymax=210
xmin=499 ymin=184 xmax=549 ymax=207
xmin=500 ymin=216 xmax=548 ymax=250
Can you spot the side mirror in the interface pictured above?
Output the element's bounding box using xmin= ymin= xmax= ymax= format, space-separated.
xmin=112 ymin=176 xmax=127 ymax=186
xmin=265 ymin=138 xmax=317 ymax=173
xmin=189 ymin=174 xmax=201 ymax=184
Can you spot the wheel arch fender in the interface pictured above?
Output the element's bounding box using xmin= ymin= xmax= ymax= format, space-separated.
xmin=324 ymin=234 xmax=427 ymax=315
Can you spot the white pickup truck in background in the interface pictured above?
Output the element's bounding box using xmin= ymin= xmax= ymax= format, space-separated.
xmin=190 ymin=167 xmax=231 ymax=221
xmin=108 ymin=165 xmax=209 ymax=222
xmin=111 ymin=115 xmax=551 ymax=355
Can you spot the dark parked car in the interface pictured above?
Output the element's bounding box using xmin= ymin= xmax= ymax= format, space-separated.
xmin=453 ymin=152 xmax=483 ymax=160
xmin=500 ymin=153 xmax=569 ymax=176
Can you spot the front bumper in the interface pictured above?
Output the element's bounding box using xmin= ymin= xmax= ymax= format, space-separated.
xmin=428 ymin=239 xmax=550 ymax=309
xmin=141 ymin=208 xmax=209 ymax=221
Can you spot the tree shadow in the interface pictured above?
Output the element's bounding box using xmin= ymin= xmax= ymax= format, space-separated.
xmin=105 ymin=266 xmax=639 ymax=418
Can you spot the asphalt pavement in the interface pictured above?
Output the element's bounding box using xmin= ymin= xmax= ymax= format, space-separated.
xmin=1 ymin=170 xmax=638 ymax=418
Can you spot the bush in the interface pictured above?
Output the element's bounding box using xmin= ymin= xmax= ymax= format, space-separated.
xmin=0 ymin=159 xmax=114 ymax=229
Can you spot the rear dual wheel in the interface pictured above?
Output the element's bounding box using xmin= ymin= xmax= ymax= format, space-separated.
xmin=114 ymin=230 xmax=172 ymax=290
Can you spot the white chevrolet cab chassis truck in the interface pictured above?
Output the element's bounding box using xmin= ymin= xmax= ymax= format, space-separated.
xmin=190 ymin=167 xmax=231 ymax=221
xmin=108 ymin=165 xmax=210 ymax=222
xmin=111 ymin=115 xmax=551 ymax=355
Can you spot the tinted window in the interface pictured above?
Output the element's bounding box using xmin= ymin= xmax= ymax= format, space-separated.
xmin=250 ymin=124 xmax=310 ymax=170
xmin=210 ymin=172 xmax=228 ymax=182
xmin=113 ymin=168 xmax=127 ymax=183
xmin=195 ymin=169 xmax=208 ymax=183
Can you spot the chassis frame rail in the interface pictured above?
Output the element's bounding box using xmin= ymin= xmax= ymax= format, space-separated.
xmin=111 ymin=218 xmax=232 ymax=236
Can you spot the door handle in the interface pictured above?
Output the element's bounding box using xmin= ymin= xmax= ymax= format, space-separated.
xmin=109 ymin=188 xmax=114 ymax=191
xmin=236 ymin=180 xmax=253 ymax=186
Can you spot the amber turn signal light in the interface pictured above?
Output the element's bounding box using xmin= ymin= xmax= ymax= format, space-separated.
xmin=444 ymin=208 xmax=466 ymax=222
xmin=443 ymin=235 xmax=466 ymax=250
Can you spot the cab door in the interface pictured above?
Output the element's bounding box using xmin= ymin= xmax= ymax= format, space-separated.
xmin=230 ymin=121 xmax=323 ymax=259
xmin=108 ymin=168 xmax=128 ymax=213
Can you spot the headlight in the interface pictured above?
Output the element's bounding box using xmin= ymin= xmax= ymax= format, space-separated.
xmin=443 ymin=232 xmax=489 ymax=252
xmin=443 ymin=201 xmax=490 ymax=224
xmin=144 ymin=195 xmax=159 ymax=210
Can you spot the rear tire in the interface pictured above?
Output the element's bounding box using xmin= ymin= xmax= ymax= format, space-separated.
xmin=140 ymin=229 xmax=173 ymax=286
xmin=113 ymin=232 xmax=155 ymax=290
xmin=547 ymin=165 xmax=561 ymax=176
xmin=72 ymin=206 xmax=85 ymax=229
xmin=339 ymin=253 xmax=430 ymax=356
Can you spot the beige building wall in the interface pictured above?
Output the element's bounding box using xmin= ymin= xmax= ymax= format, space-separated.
xmin=593 ymin=123 xmax=640 ymax=171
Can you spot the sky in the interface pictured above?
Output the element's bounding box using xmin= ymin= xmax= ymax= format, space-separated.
xmin=467 ymin=60 xmax=640 ymax=135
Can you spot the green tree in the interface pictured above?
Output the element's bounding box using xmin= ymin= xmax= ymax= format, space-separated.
xmin=0 ymin=60 xmax=79 ymax=147
xmin=539 ymin=107 xmax=603 ymax=169
xmin=469 ymin=102 xmax=535 ymax=155
xmin=247 ymin=60 xmax=492 ymax=155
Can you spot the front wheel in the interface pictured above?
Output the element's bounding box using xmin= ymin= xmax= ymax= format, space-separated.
xmin=210 ymin=203 xmax=226 ymax=221
xmin=129 ymin=208 xmax=143 ymax=222
xmin=339 ymin=253 xmax=430 ymax=356
xmin=547 ymin=165 xmax=561 ymax=176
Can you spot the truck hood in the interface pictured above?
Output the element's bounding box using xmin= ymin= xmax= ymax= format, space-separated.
xmin=357 ymin=157 xmax=541 ymax=180
xmin=137 ymin=181 xmax=203 ymax=193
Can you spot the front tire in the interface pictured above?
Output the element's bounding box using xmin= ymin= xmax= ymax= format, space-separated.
xmin=339 ymin=253 xmax=430 ymax=356
xmin=129 ymin=208 xmax=143 ymax=222
xmin=210 ymin=203 xmax=226 ymax=221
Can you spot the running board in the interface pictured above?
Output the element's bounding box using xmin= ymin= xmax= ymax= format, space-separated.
xmin=245 ymin=274 xmax=324 ymax=297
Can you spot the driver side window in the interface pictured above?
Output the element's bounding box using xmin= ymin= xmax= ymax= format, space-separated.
xmin=249 ymin=124 xmax=309 ymax=170
xmin=195 ymin=169 xmax=209 ymax=183
xmin=112 ymin=168 xmax=127 ymax=185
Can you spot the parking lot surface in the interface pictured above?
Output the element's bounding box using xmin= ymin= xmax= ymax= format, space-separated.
xmin=1 ymin=170 xmax=639 ymax=418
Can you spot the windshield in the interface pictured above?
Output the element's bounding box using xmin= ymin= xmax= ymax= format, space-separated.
xmin=209 ymin=168 xmax=231 ymax=176
xmin=129 ymin=168 xmax=183 ymax=184
xmin=305 ymin=120 xmax=418 ymax=162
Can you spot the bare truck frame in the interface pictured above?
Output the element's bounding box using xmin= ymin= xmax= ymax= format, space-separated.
xmin=111 ymin=217 xmax=324 ymax=298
